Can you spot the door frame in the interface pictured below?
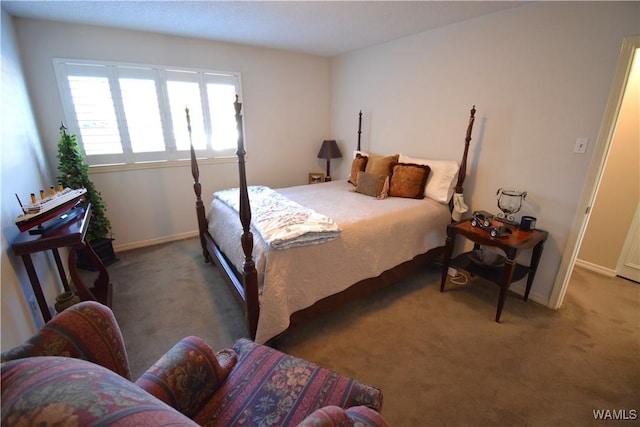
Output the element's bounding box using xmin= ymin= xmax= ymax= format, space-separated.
xmin=616 ymin=203 xmax=640 ymax=282
xmin=549 ymin=35 xmax=640 ymax=308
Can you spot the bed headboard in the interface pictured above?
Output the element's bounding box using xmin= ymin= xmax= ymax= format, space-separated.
xmin=354 ymin=106 xmax=476 ymax=209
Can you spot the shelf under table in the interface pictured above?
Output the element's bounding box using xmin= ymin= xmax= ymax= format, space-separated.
xmin=451 ymin=251 xmax=530 ymax=285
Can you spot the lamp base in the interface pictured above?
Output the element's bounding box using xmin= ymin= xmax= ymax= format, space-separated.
xmin=495 ymin=216 xmax=519 ymax=228
xmin=325 ymin=176 xmax=332 ymax=182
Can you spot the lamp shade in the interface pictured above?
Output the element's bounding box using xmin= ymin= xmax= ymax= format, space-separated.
xmin=317 ymin=140 xmax=342 ymax=160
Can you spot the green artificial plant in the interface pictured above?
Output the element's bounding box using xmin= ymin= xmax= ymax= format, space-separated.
xmin=57 ymin=124 xmax=112 ymax=242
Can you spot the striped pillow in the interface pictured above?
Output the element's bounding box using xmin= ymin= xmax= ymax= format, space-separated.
xmin=355 ymin=171 xmax=389 ymax=199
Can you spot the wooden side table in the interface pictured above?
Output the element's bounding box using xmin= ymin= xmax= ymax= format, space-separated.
xmin=12 ymin=204 xmax=112 ymax=322
xmin=440 ymin=220 xmax=548 ymax=322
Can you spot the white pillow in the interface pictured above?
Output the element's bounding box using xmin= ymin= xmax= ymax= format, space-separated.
xmin=398 ymin=154 xmax=460 ymax=203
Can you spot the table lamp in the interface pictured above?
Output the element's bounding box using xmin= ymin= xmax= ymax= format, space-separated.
xmin=317 ymin=140 xmax=342 ymax=182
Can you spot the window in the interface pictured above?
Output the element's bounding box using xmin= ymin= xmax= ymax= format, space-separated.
xmin=53 ymin=58 xmax=242 ymax=166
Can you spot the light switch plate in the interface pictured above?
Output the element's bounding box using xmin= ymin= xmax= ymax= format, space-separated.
xmin=574 ymin=137 xmax=588 ymax=154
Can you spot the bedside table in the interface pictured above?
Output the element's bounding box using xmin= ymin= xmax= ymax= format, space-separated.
xmin=440 ymin=220 xmax=548 ymax=322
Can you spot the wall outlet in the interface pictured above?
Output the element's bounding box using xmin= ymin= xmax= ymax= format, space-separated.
xmin=28 ymin=295 xmax=38 ymax=315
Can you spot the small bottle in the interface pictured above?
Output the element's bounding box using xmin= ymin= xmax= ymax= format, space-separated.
xmin=39 ymin=190 xmax=46 ymax=200
xmin=30 ymin=193 xmax=37 ymax=204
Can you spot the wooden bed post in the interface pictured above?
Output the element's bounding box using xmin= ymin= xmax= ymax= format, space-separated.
xmin=187 ymin=107 xmax=210 ymax=262
xmin=454 ymin=105 xmax=476 ymax=195
xmin=357 ymin=110 xmax=362 ymax=151
xmin=234 ymin=96 xmax=259 ymax=339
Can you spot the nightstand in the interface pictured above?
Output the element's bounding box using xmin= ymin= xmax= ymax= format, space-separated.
xmin=440 ymin=219 xmax=548 ymax=322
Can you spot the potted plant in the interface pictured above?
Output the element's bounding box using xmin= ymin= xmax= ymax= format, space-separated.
xmin=57 ymin=125 xmax=118 ymax=269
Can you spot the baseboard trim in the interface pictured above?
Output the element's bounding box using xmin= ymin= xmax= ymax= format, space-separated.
xmin=506 ymin=281 xmax=549 ymax=307
xmin=574 ymin=259 xmax=617 ymax=277
xmin=113 ymin=231 xmax=199 ymax=253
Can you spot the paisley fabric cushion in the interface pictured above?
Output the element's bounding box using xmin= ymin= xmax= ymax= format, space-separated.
xmin=194 ymin=338 xmax=384 ymax=426
xmin=298 ymin=406 xmax=355 ymax=427
xmin=1 ymin=357 xmax=198 ymax=426
xmin=345 ymin=406 xmax=392 ymax=426
xmin=135 ymin=336 xmax=237 ymax=418
xmin=0 ymin=301 xmax=131 ymax=380
xmin=298 ymin=405 xmax=390 ymax=427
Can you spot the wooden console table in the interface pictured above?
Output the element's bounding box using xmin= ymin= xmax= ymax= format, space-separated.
xmin=12 ymin=204 xmax=112 ymax=322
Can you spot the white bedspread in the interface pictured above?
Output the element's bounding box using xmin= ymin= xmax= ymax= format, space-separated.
xmin=208 ymin=179 xmax=450 ymax=343
xmin=214 ymin=185 xmax=340 ymax=250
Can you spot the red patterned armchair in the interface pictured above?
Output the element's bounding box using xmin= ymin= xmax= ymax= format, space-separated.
xmin=1 ymin=301 xmax=389 ymax=426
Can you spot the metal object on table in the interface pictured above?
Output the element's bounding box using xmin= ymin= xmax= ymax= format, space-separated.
xmin=496 ymin=188 xmax=527 ymax=227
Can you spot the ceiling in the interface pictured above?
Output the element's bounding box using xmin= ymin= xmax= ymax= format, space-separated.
xmin=2 ymin=1 xmax=526 ymax=57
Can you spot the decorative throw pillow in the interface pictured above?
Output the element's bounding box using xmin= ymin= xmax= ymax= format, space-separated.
xmin=398 ymin=154 xmax=460 ymax=203
xmin=348 ymin=154 xmax=368 ymax=186
xmin=354 ymin=171 xmax=389 ymax=199
xmin=389 ymin=163 xmax=431 ymax=199
xmin=365 ymin=153 xmax=399 ymax=176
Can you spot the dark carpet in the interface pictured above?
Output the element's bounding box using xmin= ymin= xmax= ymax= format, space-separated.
xmin=97 ymin=237 xmax=639 ymax=426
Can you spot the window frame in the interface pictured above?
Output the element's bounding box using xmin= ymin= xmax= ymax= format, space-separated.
xmin=53 ymin=58 xmax=243 ymax=167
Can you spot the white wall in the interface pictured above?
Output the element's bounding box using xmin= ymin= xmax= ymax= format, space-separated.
xmin=2 ymin=16 xmax=331 ymax=349
xmin=1 ymin=9 xmax=63 ymax=349
xmin=331 ymin=2 xmax=639 ymax=305
xmin=12 ymin=18 xmax=332 ymax=250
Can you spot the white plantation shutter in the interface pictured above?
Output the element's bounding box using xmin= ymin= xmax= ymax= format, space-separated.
xmin=54 ymin=59 xmax=242 ymax=166
xmin=206 ymin=79 xmax=238 ymax=152
xmin=118 ymin=67 xmax=165 ymax=158
xmin=64 ymin=64 xmax=122 ymax=161
xmin=166 ymin=70 xmax=206 ymax=154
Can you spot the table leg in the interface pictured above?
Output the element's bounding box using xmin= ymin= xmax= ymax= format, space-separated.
xmin=51 ymin=248 xmax=71 ymax=292
xmin=440 ymin=235 xmax=455 ymax=292
xmin=496 ymin=258 xmax=517 ymax=322
xmin=21 ymin=254 xmax=52 ymax=322
xmin=67 ymin=247 xmax=96 ymax=302
xmin=524 ymin=241 xmax=545 ymax=301
xmin=68 ymin=242 xmax=111 ymax=305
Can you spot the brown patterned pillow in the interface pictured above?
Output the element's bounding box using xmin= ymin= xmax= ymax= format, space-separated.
xmin=354 ymin=171 xmax=389 ymax=199
xmin=364 ymin=153 xmax=399 ymax=176
xmin=389 ymin=163 xmax=431 ymax=199
xmin=348 ymin=154 xmax=368 ymax=186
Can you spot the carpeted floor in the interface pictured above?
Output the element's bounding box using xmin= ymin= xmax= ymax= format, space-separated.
xmin=95 ymin=237 xmax=639 ymax=426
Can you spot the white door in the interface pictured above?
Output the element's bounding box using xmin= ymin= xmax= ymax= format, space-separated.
xmin=617 ymin=203 xmax=640 ymax=283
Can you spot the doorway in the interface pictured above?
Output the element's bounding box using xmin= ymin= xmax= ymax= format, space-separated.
xmin=549 ymin=36 xmax=640 ymax=308
xmin=577 ymin=45 xmax=639 ymax=281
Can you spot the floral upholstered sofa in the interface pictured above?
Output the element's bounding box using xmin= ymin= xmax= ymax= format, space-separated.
xmin=1 ymin=301 xmax=389 ymax=426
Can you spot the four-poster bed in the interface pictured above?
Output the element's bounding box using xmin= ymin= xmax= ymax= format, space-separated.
xmin=189 ymin=99 xmax=477 ymax=343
